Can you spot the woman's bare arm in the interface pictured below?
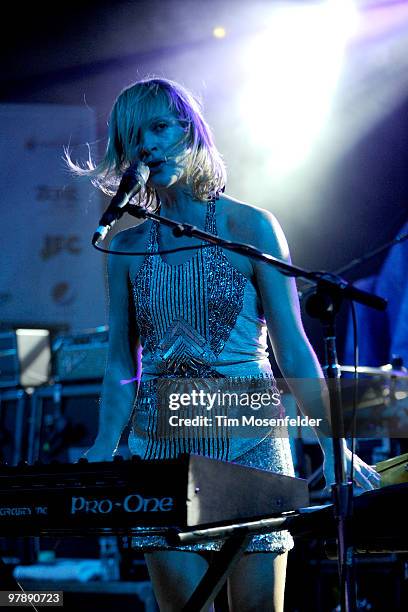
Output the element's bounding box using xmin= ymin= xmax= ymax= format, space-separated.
xmin=248 ymin=208 xmax=380 ymax=489
xmin=85 ymin=231 xmax=140 ymax=460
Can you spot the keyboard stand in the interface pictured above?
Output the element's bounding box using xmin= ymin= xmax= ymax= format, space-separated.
xmin=182 ymin=532 xmax=251 ymax=612
xmin=169 ymin=516 xmax=291 ymax=612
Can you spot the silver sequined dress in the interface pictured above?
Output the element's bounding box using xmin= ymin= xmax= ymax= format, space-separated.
xmin=128 ymin=197 xmax=294 ymax=553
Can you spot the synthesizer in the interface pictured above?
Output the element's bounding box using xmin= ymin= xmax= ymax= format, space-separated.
xmin=0 ymin=454 xmax=309 ymax=536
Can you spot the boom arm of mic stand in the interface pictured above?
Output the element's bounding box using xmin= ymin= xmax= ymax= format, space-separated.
xmin=126 ymin=204 xmax=387 ymax=312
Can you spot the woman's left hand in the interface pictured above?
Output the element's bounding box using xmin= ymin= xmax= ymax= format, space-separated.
xmin=322 ymin=443 xmax=381 ymax=492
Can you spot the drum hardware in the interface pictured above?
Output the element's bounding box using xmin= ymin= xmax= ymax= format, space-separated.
xmin=337 ymin=364 xmax=408 ymax=437
xmin=375 ymin=452 xmax=408 ymax=486
xmin=339 ymin=365 xmax=408 ymax=378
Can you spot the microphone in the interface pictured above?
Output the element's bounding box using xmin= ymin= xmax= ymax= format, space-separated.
xmin=92 ymin=160 xmax=150 ymax=246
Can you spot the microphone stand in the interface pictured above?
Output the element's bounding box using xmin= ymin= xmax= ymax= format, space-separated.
xmin=122 ymin=204 xmax=388 ymax=612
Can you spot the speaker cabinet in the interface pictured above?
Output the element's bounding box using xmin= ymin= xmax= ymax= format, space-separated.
xmin=27 ymin=383 xmax=102 ymax=464
xmin=0 ymin=388 xmax=36 ymax=563
xmin=0 ymin=388 xmax=29 ymax=466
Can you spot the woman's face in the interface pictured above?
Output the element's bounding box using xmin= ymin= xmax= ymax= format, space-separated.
xmin=136 ymin=109 xmax=190 ymax=189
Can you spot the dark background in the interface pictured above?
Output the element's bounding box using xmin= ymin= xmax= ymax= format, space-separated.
xmin=1 ymin=0 xmax=407 ymax=362
xmin=0 ymin=4 xmax=407 ymax=608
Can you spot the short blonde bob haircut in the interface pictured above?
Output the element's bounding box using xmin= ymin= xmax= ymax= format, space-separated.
xmin=66 ymin=77 xmax=226 ymax=207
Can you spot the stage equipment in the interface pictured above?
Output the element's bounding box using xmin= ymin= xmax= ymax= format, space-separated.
xmin=0 ymin=455 xmax=309 ymax=536
xmin=92 ymin=160 xmax=149 ymax=246
xmin=338 ymin=363 xmax=408 ymax=437
xmin=376 ymin=452 xmax=408 ymax=486
xmin=0 ymin=388 xmax=28 ymax=466
xmin=52 ymin=328 xmax=108 ymax=382
xmin=0 ymin=329 xmax=51 ymax=388
xmin=339 ymin=364 xmax=408 ymax=377
xmin=1 ymin=456 xmax=406 ymax=611
xmin=0 ymin=388 xmax=35 ymax=566
xmin=27 ymin=382 xmax=101 ymax=464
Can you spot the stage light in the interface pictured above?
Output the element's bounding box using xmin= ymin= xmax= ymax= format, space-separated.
xmin=238 ymin=0 xmax=358 ymax=177
xmin=213 ymin=26 xmax=226 ymax=39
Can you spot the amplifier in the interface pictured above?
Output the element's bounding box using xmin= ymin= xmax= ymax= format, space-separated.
xmin=0 ymin=388 xmax=28 ymax=465
xmin=0 ymin=329 xmax=51 ymax=388
xmin=27 ymin=383 xmax=102 ymax=464
xmin=52 ymin=328 xmax=108 ymax=382
xmin=0 ymin=387 xmax=36 ymax=565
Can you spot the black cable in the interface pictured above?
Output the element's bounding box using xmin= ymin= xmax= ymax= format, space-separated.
xmin=92 ymin=242 xmax=215 ymax=256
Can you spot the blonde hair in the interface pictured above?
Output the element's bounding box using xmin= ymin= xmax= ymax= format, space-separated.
xmin=66 ymin=77 xmax=226 ymax=207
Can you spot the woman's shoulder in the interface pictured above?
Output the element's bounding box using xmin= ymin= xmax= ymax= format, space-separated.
xmin=217 ymin=193 xmax=282 ymax=242
xmin=109 ymin=219 xmax=151 ymax=253
xmin=106 ymin=220 xmax=152 ymax=282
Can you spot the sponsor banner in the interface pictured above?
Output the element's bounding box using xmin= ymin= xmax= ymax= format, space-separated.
xmin=0 ymin=104 xmax=106 ymax=330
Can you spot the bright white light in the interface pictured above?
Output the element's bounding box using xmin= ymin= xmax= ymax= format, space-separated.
xmin=239 ymin=0 xmax=359 ymax=177
xmin=213 ymin=26 xmax=227 ymax=39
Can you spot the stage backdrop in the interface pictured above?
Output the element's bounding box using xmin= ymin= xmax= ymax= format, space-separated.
xmin=0 ymin=104 xmax=107 ymax=331
xmin=343 ymin=220 xmax=408 ymax=367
